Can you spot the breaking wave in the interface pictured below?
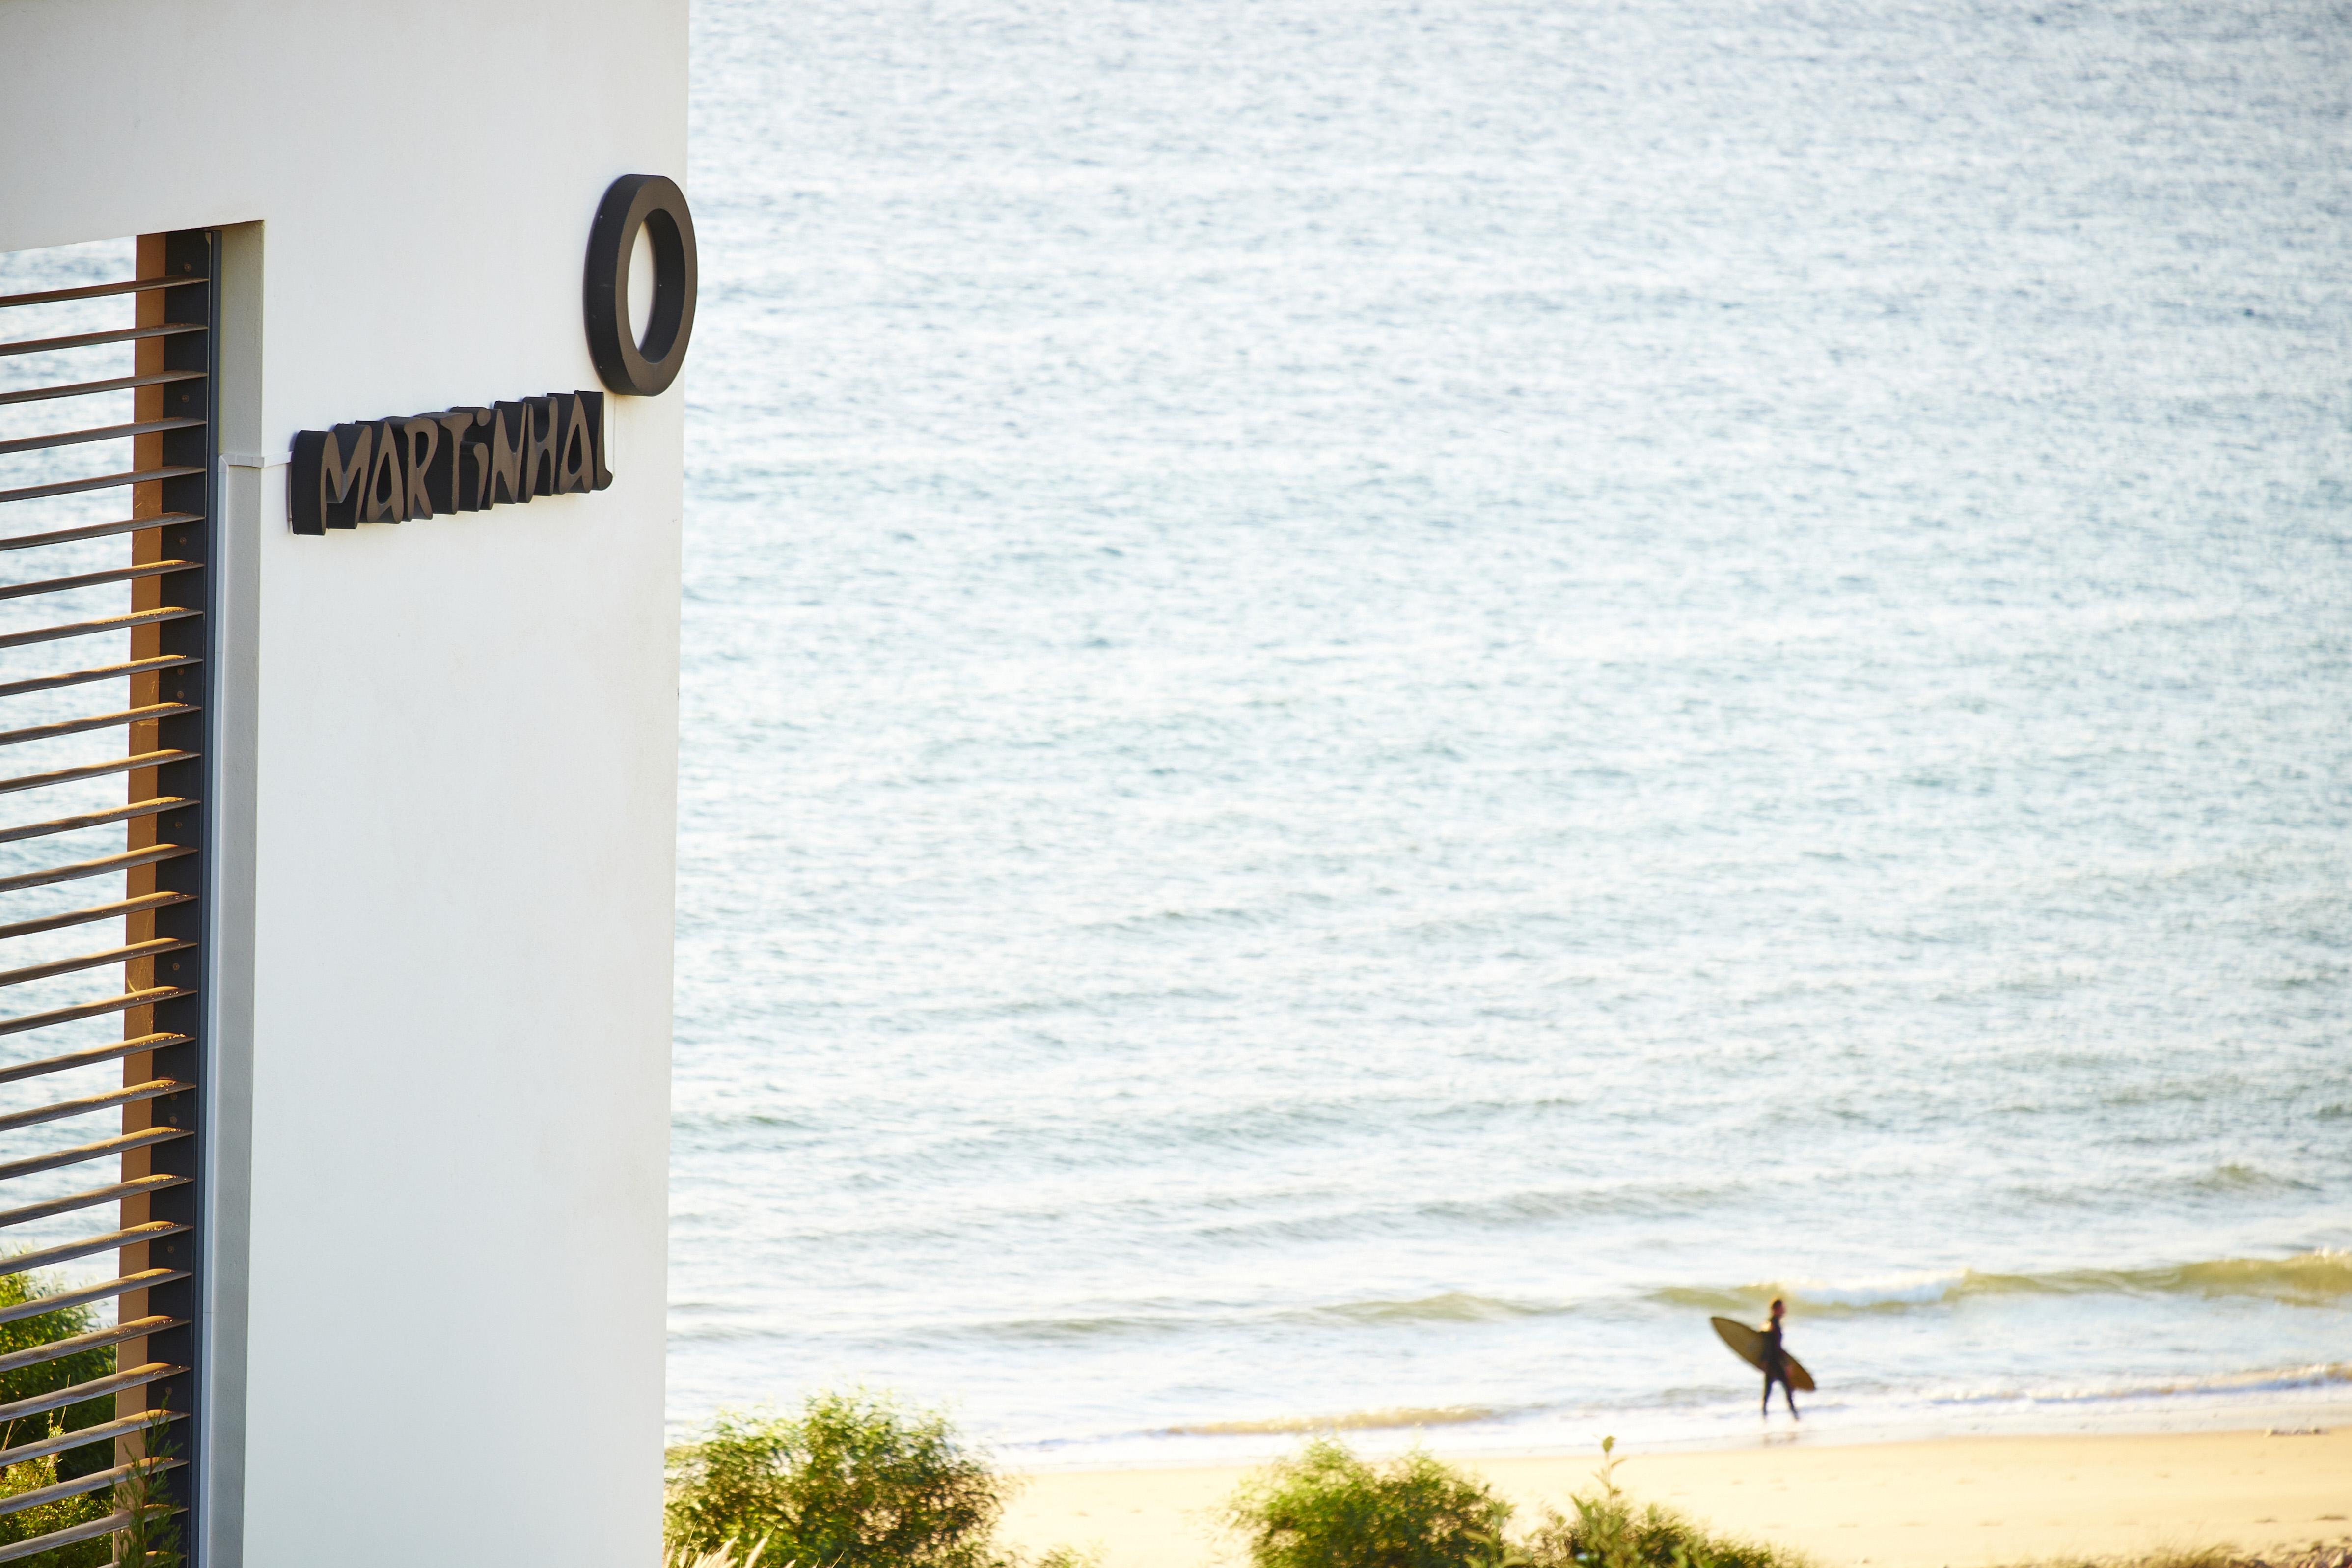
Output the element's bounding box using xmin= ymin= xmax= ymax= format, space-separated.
xmin=1163 ymin=1405 xmax=1508 ymax=1435
xmin=1304 ymin=1292 xmax=1553 ymax=1326
xmin=950 ymin=1253 xmax=2352 ymax=1347
xmin=1930 ymin=1361 xmax=2352 ymax=1406
xmin=1652 ymin=1250 xmax=2352 ymax=1315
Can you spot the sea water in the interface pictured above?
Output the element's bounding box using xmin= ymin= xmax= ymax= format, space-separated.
xmin=671 ymin=0 xmax=2352 ymax=1460
xmin=667 ymin=0 xmax=2352 ymax=1460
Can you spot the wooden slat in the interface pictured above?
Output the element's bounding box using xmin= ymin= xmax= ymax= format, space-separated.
xmin=0 ymin=464 xmax=203 ymax=506
xmin=0 ymin=893 xmax=190 ymax=944
xmin=0 ymin=606 xmax=198 ymax=652
xmin=0 ymin=1223 xmax=185 ymax=1280
xmin=0 ymin=982 xmax=190 ymax=1035
xmin=0 ymin=796 xmax=192 ymax=847
xmin=0 ymin=749 xmax=197 ymax=798
xmin=0 ymin=843 xmax=192 ymax=897
xmin=0 ymin=320 xmax=204 ymax=359
xmin=0 ymin=1509 xmax=135 ymax=1564
xmin=0 ymin=275 xmax=207 ymax=310
xmin=0 ymin=934 xmax=190 ymax=987
xmin=0 ymin=510 xmax=200 ymax=553
xmin=0 ymin=1504 xmax=187 ymax=1565
xmin=0 ymin=1408 xmax=182 ymax=1472
xmin=0 ymin=1173 xmax=187 ymax=1229
xmin=0 ymin=1126 xmax=189 ymax=1184
xmin=0 ymin=1080 xmax=190 ymax=1138
xmin=0 ymin=1362 xmax=182 ymax=1428
xmin=0 ymin=1268 xmax=185 ymax=1328
xmin=0 ymin=655 xmax=200 ymax=702
xmin=0 ymin=558 xmax=197 ymax=601
xmin=0 ymin=1316 xmax=178 ymax=1378
xmin=0 ymin=1456 xmax=184 ymax=1524
xmin=0 ymin=701 xmax=197 ymax=749
xmin=0 ymin=417 xmax=203 ymax=460
xmin=0 ymin=370 xmax=202 ymax=410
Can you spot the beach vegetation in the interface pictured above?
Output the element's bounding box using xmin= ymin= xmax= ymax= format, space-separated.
xmin=665 ymin=1390 xmax=1007 ymax=1568
xmin=665 ymin=1536 xmax=771 ymax=1568
xmin=2018 ymin=1551 xmax=2351 ymax=1568
xmin=111 ymin=1407 xmax=185 ymax=1568
xmin=1512 ymin=1437 xmax=1803 ymax=1568
xmin=0 ymin=1266 xmax=125 ymax=1568
xmin=1222 ymin=1438 xmax=1514 ymax=1568
xmin=1223 ymin=1437 xmax=1808 ymax=1568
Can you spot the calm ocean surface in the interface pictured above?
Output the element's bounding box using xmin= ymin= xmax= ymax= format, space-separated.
xmin=669 ymin=0 xmax=2352 ymax=1460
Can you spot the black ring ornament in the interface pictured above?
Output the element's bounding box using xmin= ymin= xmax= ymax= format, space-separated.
xmin=584 ymin=173 xmax=699 ymax=397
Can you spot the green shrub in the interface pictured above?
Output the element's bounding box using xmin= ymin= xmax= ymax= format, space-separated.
xmin=1223 ymin=1438 xmax=1515 ymax=1568
xmin=0 ymin=1269 xmax=117 ymax=1463
xmin=0 ymin=1267 xmax=124 ymax=1568
xmin=665 ymin=1391 xmax=1008 ymax=1568
xmin=0 ymin=1453 xmax=110 ymax=1568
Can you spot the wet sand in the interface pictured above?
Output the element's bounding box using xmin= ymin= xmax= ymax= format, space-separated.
xmin=998 ymin=1428 xmax=2352 ymax=1568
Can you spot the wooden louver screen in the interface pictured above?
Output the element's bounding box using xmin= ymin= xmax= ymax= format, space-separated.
xmin=0 ymin=232 xmax=213 ymax=1564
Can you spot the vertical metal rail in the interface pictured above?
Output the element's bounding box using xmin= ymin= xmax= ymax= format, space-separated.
xmin=0 ymin=231 xmax=213 ymax=1564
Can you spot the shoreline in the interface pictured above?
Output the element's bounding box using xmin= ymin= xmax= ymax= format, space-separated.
xmin=990 ymin=1382 xmax=2352 ymax=1472
xmin=995 ymin=1426 xmax=2352 ymax=1568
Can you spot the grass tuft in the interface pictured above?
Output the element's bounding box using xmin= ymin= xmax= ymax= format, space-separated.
xmin=665 ymin=1536 xmax=771 ymax=1568
xmin=1513 ymin=1437 xmax=1809 ymax=1568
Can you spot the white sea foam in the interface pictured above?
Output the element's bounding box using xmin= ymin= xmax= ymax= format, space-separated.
xmin=1777 ymin=1274 xmax=1966 ymax=1310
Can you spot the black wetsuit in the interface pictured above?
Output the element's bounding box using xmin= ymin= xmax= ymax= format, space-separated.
xmin=1759 ymin=1321 xmax=1799 ymax=1416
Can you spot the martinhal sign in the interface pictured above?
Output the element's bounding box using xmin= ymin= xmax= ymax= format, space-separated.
xmin=290 ymin=392 xmax=613 ymax=532
xmin=288 ymin=173 xmax=696 ymax=534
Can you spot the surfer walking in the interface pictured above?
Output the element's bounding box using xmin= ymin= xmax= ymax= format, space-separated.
xmin=1759 ymin=1297 xmax=1799 ymax=1418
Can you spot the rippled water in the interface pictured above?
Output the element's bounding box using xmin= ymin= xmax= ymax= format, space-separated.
xmin=665 ymin=0 xmax=2352 ymax=1458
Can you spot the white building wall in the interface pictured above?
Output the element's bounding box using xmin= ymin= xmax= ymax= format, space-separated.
xmin=0 ymin=5 xmax=687 ymax=1564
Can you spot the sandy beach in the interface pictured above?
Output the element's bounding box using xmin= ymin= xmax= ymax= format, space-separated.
xmin=998 ymin=1429 xmax=2352 ymax=1568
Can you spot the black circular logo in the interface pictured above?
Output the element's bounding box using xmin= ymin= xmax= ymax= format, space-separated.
xmin=584 ymin=174 xmax=699 ymax=397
